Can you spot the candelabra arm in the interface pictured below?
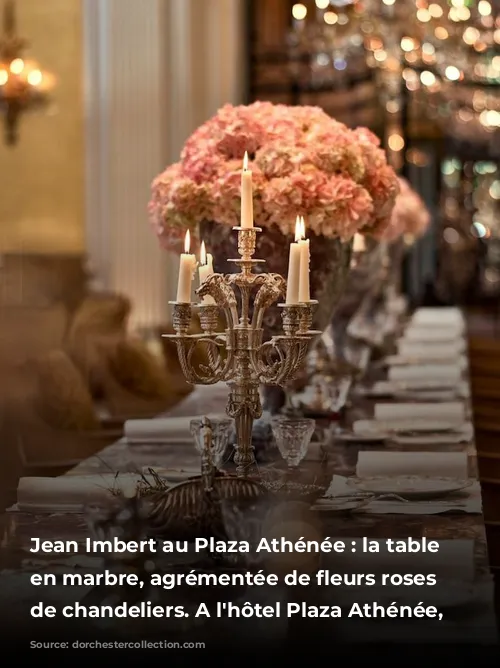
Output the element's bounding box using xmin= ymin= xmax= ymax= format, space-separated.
xmin=197 ymin=273 xmax=238 ymax=329
xmin=251 ymin=273 xmax=286 ymax=330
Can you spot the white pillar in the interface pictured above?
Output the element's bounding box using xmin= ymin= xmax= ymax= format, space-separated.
xmin=84 ymin=0 xmax=168 ymax=331
xmin=83 ymin=0 xmax=244 ymax=330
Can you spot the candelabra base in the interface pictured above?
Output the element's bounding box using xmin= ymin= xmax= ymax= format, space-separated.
xmin=227 ymin=380 xmax=262 ymax=477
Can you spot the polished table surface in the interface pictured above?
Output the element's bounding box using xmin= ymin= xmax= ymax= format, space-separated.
xmin=1 ymin=312 xmax=498 ymax=646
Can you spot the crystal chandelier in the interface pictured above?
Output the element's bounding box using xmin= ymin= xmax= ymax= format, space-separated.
xmin=0 ymin=0 xmax=55 ymax=145
xmin=366 ymin=0 xmax=500 ymax=147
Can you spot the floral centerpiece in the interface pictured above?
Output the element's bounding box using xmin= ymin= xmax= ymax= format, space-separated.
xmin=334 ymin=178 xmax=431 ymax=326
xmin=149 ymin=102 xmax=399 ymax=251
xmin=375 ymin=177 xmax=431 ymax=243
xmin=149 ymin=102 xmax=399 ymax=338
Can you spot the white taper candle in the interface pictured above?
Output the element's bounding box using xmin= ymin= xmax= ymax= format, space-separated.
xmin=241 ymin=151 xmax=253 ymax=229
xmin=176 ymin=230 xmax=196 ymax=302
xmin=298 ymin=216 xmax=310 ymax=303
xmin=286 ymin=216 xmax=302 ymax=304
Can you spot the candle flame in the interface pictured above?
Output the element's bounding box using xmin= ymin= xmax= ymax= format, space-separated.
xmin=243 ymin=151 xmax=249 ymax=171
xmin=200 ymin=240 xmax=207 ymax=265
xmin=300 ymin=216 xmax=306 ymax=239
xmin=184 ymin=229 xmax=190 ymax=254
xmin=294 ymin=216 xmax=302 ymax=242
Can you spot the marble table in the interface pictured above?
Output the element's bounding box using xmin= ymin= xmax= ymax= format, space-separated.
xmin=1 ymin=311 xmax=498 ymax=649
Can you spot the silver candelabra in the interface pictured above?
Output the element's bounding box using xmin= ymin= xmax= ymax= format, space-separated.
xmin=164 ymin=226 xmax=319 ymax=476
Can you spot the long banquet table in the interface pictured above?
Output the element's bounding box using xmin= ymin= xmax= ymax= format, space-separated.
xmin=1 ymin=307 xmax=499 ymax=650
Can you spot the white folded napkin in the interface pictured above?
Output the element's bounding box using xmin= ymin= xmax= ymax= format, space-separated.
xmin=397 ymin=340 xmax=466 ymax=358
xmin=322 ymin=475 xmax=480 ymax=516
xmin=365 ymin=380 xmax=470 ymax=401
xmin=16 ymin=474 xmax=152 ymax=512
xmin=374 ymin=401 xmax=466 ymax=424
xmin=402 ymin=327 xmax=464 ymax=343
xmin=320 ymin=533 xmax=475 ymax=580
xmin=167 ymin=383 xmax=229 ymax=417
xmin=125 ymin=417 xmax=194 ymax=444
xmin=388 ymin=364 xmax=462 ymax=382
xmin=356 ymin=451 xmax=468 ymax=478
xmin=124 ymin=414 xmax=229 ymax=445
xmin=410 ymin=307 xmax=465 ymax=327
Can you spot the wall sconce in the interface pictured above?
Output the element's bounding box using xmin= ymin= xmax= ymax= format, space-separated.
xmin=0 ymin=0 xmax=55 ymax=145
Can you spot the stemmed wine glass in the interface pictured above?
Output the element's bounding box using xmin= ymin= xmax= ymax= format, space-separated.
xmin=190 ymin=417 xmax=233 ymax=469
xmin=271 ymin=416 xmax=315 ymax=476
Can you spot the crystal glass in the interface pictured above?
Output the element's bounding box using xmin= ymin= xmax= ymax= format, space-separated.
xmin=271 ymin=416 xmax=315 ymax=470
xmin=189 ymin=417 xmax=233 ymax=469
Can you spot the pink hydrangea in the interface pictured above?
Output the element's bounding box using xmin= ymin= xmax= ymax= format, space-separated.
xmin=372 ymin=178 xmax=431 ymax=242
xmin=149 ymin=103 xmax=399 ymax=252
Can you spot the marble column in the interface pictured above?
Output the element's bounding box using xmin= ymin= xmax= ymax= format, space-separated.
xmin=83 ymin=0 xmax=244 ymax=331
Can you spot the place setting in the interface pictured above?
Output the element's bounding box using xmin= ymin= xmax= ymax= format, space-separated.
xmin=313 ymin=450 xmax=481 ymax=515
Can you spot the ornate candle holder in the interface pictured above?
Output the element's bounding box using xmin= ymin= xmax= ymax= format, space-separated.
xmin=164 ymin=226 xmax=319 ymax=476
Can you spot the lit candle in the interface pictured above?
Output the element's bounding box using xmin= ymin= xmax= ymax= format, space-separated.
xmin=176 ymin=230 xmax=196 ymax=302
xmin=241 ymin=151 xmax=253 ymax=229
xmin=353 ymin=233 xmax=366 ymax=252
xmin=298 ymin=217 xmax=310 ymax=303
xmin=286 ymin=216 xmax=302 ymax=304
xmin=198 ymin=241 xmax=215 ymax=304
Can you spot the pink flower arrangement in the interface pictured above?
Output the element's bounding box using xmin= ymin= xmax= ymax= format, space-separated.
xmin=376 ymin=177 xmax=431 ymax=243
xmin=149 ymin=102 xmax=400 ymax=253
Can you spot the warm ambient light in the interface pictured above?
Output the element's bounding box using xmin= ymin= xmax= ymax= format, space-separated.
xmin=294 ymin=216 xmax=302 ymax=242
xmin=300 ymin=216 xmax=306 ymax=239
xmin=324 ymin=11 xmax=338 ymax=24
xmin=315 ymin=0 xmax=329 ymax=9
xmin=388 ymin=134 xmax=405 ymax=151
xmin=478 ymin=1 xmax=492 ymax=16
xmin=184 ymin=229 xmax=191 ymax=254
xmin=420 ymin=71 xmax=436 ymax=86
xmin=0 ymin=70 xmax=7 ymax=85
xmin=382 ymin=0 xmax=396 ymax=5
xmin=429 ymin=3 xmax=443 ymax=17
xmin=445 ymin=65 xmax=461 ymax=81
xmin=435 ymin=27 xmax=449 ymax=40
xmin=9 ymin=58 xmax=24 ymax=74
xmin=401 ymin=37 xmax=416 ymax=52
xmin=200 ymin=240 xmax=207 ymax=265
xmin=27 ymin=69 xmax=42 ymax=86
xmin=416 ymin=8 xmax=431 ymax=22
xmin=292 ymin=3 xmax=307 ymax=21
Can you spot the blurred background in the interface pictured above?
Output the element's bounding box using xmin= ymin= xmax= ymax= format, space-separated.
xmin=0 ymin=0 xmax=499 ymax=507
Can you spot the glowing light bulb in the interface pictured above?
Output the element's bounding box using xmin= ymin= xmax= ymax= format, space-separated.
xmin=463 ymin=27 xmax=480 ymax=45
xmin=416 ymin=8 xmax=431 ymax=22
xmin=388 ymin=134 xmax=404 ymax=151
xmin=324 ymin=11 xmax=338 ymax=24
xmin=400 ymin=37 xmax=415 ymax=52
xmin=420 ymin=71 xmax=436 ymax=86
xmin=478 ymin=1 xmax=491 ymax=16
xmin=315 ymin=0 xmax=329 ymax=8
xmin=292 ymin=3 xmax=307 ymax=20
xmin=445 ymin=65 xmax=461 ymax=81
xmin=435 ymin=27 xmax=449 ymax=40
xmin=429 ymin=3 xmax=443 ymax=17
xmin=10 ymin=58 xmax=24 ymax=75
xmin=456 ymin=6 xmax=470 ymax=20
xmin=27 ymin=69 xmax=42 ymax=86
xmin=0 ymin=70 xmax=8 ymax=85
